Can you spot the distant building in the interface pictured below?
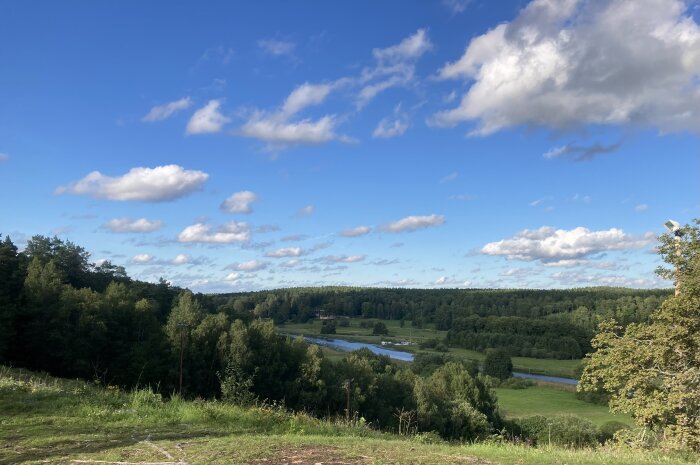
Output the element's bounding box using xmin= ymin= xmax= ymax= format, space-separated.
xmin=316 ymin=310 xmax=336 ymax=320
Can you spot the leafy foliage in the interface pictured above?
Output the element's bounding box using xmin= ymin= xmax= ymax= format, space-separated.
xmin=580 ymin=219 xmax=700 ymax=451
xmin=483 ymin=348 xmax=513 ymax=380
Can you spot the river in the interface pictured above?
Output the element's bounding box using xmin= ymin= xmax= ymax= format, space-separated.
xmin=293 ymin=335 xmax=578 ymax=385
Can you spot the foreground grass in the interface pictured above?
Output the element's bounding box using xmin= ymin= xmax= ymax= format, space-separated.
xmin=495 ymin=385 xmax=632 ymax=427
xmin=1 ymin=366 xmax=696 ymax=465
xmin=279 ymin=318 xmax=582 ymax=378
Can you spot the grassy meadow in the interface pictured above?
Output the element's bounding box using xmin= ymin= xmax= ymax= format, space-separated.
xmin=278 ymin=318 xmax=582 ymax=378
xmin=494 ymin=384 xmax=632 ymax=427
xmin=1 ymin=366 xmax=695 ymax=465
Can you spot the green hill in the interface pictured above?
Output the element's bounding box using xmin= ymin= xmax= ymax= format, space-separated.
xmin=1 ymin=366 xmax=694 ymax=465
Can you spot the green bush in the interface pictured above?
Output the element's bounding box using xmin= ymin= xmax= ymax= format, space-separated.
xmin=598 ymin=420 xmax=629 ymax=443
xmin=514 ymin=415 xmax=600 ymax=448
xmin=482 ymin=348 xmax=513 ymax=380
xmin=372 ymin=322 xmax=389 ymax=335
xmin=498 ymin=377 xmax=534 ymax=389
xmin=320 ymin=321 xmax=336 ymax=334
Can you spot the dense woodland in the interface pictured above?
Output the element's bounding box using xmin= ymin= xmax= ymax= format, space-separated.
xmin=0 ymin=233 xmax=673 ymax=440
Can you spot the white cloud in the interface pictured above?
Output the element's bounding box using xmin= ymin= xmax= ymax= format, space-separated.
xmin=543 ymin=142 xmax=622 ymax=161
xmin=238 ymin=82 xmax=348 ymax=148
xmin=0 ymin=153 xmax=9 ymax=161
xmin=373 ymin=114 xmax=409 ymax=138
xmin=435 ymin=276 xmax=448 ymax=285
xmin=280 ymin=259 xmax=301 ymax=267
xmin=224 ymin=272 xmax=240 ymax=283
xmin=186 ymin=100 xmax=230 ymax=135
xmin=234 ymin=260 xmax=268 ymax=271
xmin=221 ymin=191 xmax=259 ymax=214
xmin=142 ymin=97 xmax=192 ymax=122
xmin=635 ymin=203 xmax=649 ymax=212
xmin=177 ymin=222 xmax=250 ymax=244
xmin=131 ymin=254 xmax=154 ymax=264
xmin=481 ymin=226 xmax=654 ymax=265
xmin=381 ymin=214 xmax=446 ymax=233
xmin=440 ymin=172 xmax=459 ymax=184
xmin=266 ymin=247 xmax=303 ymax=258
xmin=281 ymin=83 xmax=333 ymax=116
xmin=56 ymin=165 xmax=208 ymax=202
xmin=172 ymin=254 xmax=191 ymax=265
xmin=103 ymin=218 xmax=163 ymax=233
xmin=431 ymin=0 xmax=700 ymax=135
xmin=298 ymin=205 xmax=315 ymax=216
xmin=373 ymin=28 xmax=432 ymax=62
xmin=258 ymin=39 xmax=296 ymax=56
xmin=550 ymin=270 xmax=665 ymax=288
xmin=443 ymin=0 xmax=472 ymax=14
xmin=341 ymin=226 xmax=371 ymax=237
xmin=322 ymin=255 xmax=366 ymax=264
xmin=356 ymin=29 xmax=432 ymax=108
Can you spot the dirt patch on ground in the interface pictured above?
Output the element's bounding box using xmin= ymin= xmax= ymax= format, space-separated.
xmin=249 ymin=445 xmax=371 ymax=465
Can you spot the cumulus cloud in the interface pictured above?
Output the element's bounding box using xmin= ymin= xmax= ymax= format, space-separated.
xmin=297 ymin=205 xmax=315 ymax=216
xmin=322 ymin=255 xmax=366 ymax=264
xmin=172 ymin=254 xmax=191 ymax=265
xmin=481 ymin=226 xmax=654 ymax=265
xmin=186 ymin=100 xmax=230 ymax=135
xmin=103 ymin=218 xmax=163 ymax=233
xmin=220 ymin=191 xmax=259 ymax=214
xmin=238 ymin=82 xmax=348 ymax=148
xmin=543 ymin=141 xmax=622 ymax=161
xmin=266 ymin=247 xmax=303 ymax=258
xmin=142 ymin=97 xmax=192 ymax=122
xmin=232 ymin=259 xmax=269 ymax=272
xmin=224 ymin=272 xmax=240 ymax=283
xmin=431 ymin=0 xmax=700 ymax=135
xmin=177 ymin=222 xmax=250 ymax=244
xmin=381 ymin=214 xmax=446 ymax=233
xmin=131 ymin=254 xmax=154 ymax=264
xmin=258 ymin=38 xmax=296 ymax=56
xmin=341 ymin=226 xmax=371 ymax=237
xmin=280 ymin=259 xmax=301 ymax=267
xmin=56 ymin=165 xmax=208 ymax=202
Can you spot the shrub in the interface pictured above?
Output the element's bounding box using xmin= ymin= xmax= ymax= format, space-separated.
xmin=337 ymin=317 xmax=350 ymax=327
xmin=372 ymin=322 xmax=389 ymax=335
xmin=320 ymin=321 xmax=336 ymax=334
xmin=418 ymin=338 xmax=439 ymax=349
xmin=482 ymin=348 xmax=513 ymax=380
xmin=498 ymin=377 xmax=534 ymax=389
xmin=435 ymin=343 xmax=449 ymax=353
xmin=598 ymin=420 xmax=629 ymax=443
xmin=514 ymin=415 xmax=599 ymax=448
xmin=359 ymin=320 xmax=373 ymax=329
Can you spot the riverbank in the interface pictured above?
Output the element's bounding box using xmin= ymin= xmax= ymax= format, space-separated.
xmin=278 ymin=318 xmax=582 ymax=379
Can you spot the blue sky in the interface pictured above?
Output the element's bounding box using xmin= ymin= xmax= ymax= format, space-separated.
xmin=1 ymin=0 xmax=698 ymax=292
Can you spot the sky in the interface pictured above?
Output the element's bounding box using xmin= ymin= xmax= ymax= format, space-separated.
xmin=1 ymin=0 xmax=698 ymax=292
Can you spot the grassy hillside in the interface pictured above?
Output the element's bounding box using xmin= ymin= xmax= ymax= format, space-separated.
xmin=279 ymin=318 xmax=582 ymax=378
xmin=1 ymin=366 xmax=696 ymax=465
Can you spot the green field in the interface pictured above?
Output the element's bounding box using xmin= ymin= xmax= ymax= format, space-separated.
xmin=1 ymin=366 xmax=693 ymax=465
xmin=278 ymin=318 xmax=582 ymax=378
xmin=495 ymin=385 xmax=632 ymax=427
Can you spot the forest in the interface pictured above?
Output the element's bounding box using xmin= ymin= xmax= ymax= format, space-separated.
xmin=0 ymin=232 xmax=678 ymax=443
